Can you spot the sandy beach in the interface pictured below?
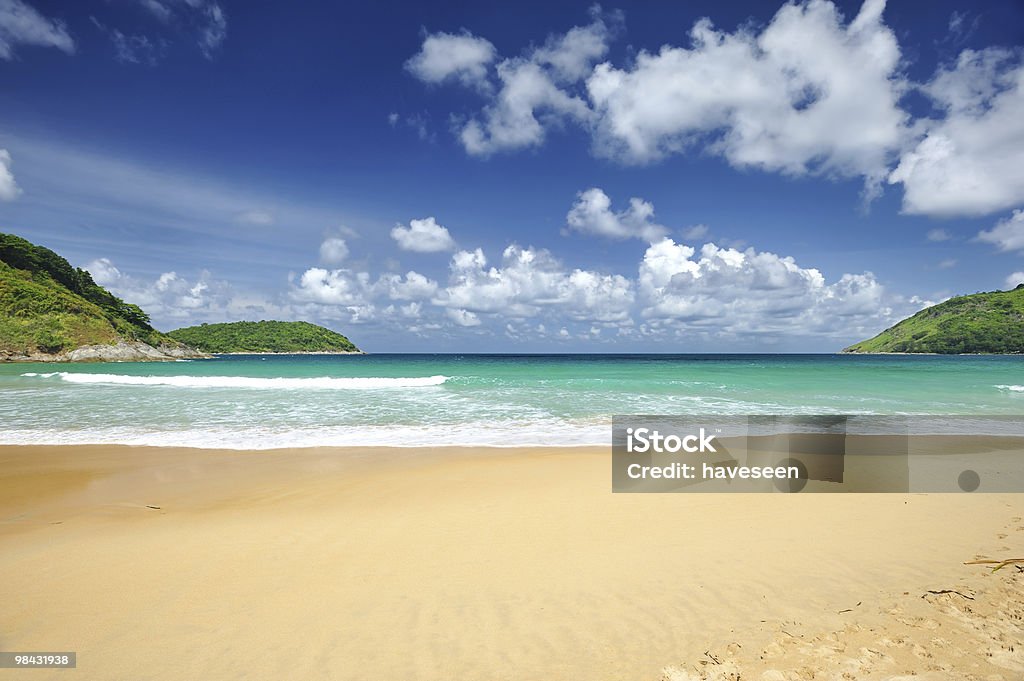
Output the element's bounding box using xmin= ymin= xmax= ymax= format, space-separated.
xmin=1 ymin=444 xmax=1022 ymax=680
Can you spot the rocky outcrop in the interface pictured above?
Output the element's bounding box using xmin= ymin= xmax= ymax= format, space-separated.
xmin=1 ymin=341 xmax=211 ymax=363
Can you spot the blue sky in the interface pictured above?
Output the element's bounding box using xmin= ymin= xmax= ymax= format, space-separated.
xmin=1 ymin=0 xmax=1023 ymax=351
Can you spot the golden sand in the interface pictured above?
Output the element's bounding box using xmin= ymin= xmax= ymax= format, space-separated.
xmin=1 ymin=445 xmax=1021 ymax=680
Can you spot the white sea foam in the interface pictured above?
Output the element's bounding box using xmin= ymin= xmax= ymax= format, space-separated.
xmin=20 ymin=372 xmax=450 ymax=389
xmin=996 ymin=384 xmax=1024 ymax=392
xmin=0 ymin=421 xmax=606 ymax=449
xmin=2 ymin=416 xmax=1020 ymax=449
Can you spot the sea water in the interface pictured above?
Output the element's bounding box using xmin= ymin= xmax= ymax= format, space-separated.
xmin=1 ymin=354 xmax=1022 ymax=448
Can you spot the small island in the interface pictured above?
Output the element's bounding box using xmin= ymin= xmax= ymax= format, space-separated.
xmin=844 ymin=285 xmax=1024 ymax=354
xmin=168 ymin=320 xmax=362 ymax=354
xmin=0 ymin=232 xmax=361 ymax=361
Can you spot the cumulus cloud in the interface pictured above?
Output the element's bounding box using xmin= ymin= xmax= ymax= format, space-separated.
xmin=890 ymin=48 xmax=1024 ymax=216
xmin=447 ymin=308 xmax=481 ymax=327
xmin=81 ymin=257 xmax=283 ymax=327
xmin=85 ymin=258 xmax=122 ymax=286
xmin=456 ymin=9 xmax=615 ymax=155
xmin=977 ymin=210 xmax=1024 ymax=252
xmin=287 ymin=267 xmax=441 ymax=329
xmin=414 ymin=1 xmax=910 ymax=197
xmin=381 ymin=271 xmax=439 ymax=300
xmin=588 ymin=0 xmax=907 ymax=197
xmin=532 ymin=7 xmax=620 ymax=82
xmin=280 ymin=226 xmax=923 ymax=345
xmin=459 ymin=59 xmax=594 ymax=156
xmin=408 ymin=1 xmax=1024 ymax=215
xmin=566 ymin=187 xmax=668 ymax=241
xmin=437 ymin=244 xmax=634 ymax=322
xmin=0 ymin=149 xmax=22 ymax=201
xmin=683 ymin=224 xmax=709 ymax=240
xmin=405 ymin=30 xmax=496 ymax=89
xmin=391 ymin=217 xmax=456 ymax=252
xmin=637 ymin=237 xmax=908 ymax=338
xmin=318 ymin=237 xmax=349 ymax=264
xmin=926 ymin=228 xmax=952 ymax=242
xmin=290 ymin=267 xmax=372 ymax=306
xmin=0 ymin=0 xmax=74 ymax=59
xmin=1005 ymin=272 xmax=1024 ymax=289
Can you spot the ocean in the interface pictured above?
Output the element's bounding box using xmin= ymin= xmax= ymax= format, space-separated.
xmin=1 ymin=354 xmax=1023 ymax=449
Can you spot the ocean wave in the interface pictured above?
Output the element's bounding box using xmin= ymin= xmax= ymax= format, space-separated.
xmin=20 ymin=372 xmax=450 ymax=390
xmin=0 ymin=421 xmax=606 ymax=449
xmin=3 ymin=416 xmax=1022 ymax=449
xmin=995 ymin=385 xmax=1024 ymax=392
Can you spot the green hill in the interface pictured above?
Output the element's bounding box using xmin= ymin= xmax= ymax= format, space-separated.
xmin=168 ymin=321 xmax=360 ymax=354
xmin=844 ymin=285 xmax=1024 ymax=354
xmin=0 ymin=231 xmax=201 ymax=360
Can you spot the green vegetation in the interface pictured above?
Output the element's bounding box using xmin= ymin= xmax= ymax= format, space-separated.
xmin=0 ymin=232 xmax=180 ymax=355
xmin=168 ymin=320 xmax=360 ymax=353
xmin=844 ymin=285 xmax=1024 ymax=354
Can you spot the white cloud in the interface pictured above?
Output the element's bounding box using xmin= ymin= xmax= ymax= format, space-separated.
xmin=566 ymin=187 xmax=668 ymax=242
xmin=637 ymin=237 xmax=910 ymax=338
xmin=290 ymin=267 xmax=371 ymax=306
xmin=391 ymin=216 xmax=456 ymax=252
xmin=1005 ymin=272 xmax=1024 ymax=289
xmin=0 ymin=0 xmax=74 ymax=59
xmin=318 ymin=237 xmax=349 ymax=264
xmin=438 ymin=244 xmax=634 ymax=323
xmin=460 ymin=59 xmax=593 ymax=156
xmin=0 ymin=149 xmax=21 ymax=201
xmin=683 ymin=224 xmax=709 ymax=240
xmin=405 ymin=30 xmax=496 ymax=89
xmin=381 ymin=271 xmax=438 ymax=300
xmin=457 ymin=10 xmax=614 ymax=156
xmin=890 ymin=49 xmax=1024 ymax=216
xmin=588 ymin=0 xmax=907 ymax=197
xmin=278 ymin=226 xmax=923 ymax=346
xmin=82 ymin=257 xmax=284 ymax=327
xmin=85 ymin=258 xmax=122 ymax=286
xmin=447 ymin=308 xmax=481 ymax=327
xmin=937 ymin=258 xmax=957 ymax=270
xmin=410 ymin=1 xmax=1024 ymax=216
xmin=977 ymin=210 xmax=1024 ymax=252
xmin=532 ymin=7 xmax=618 ymax=82
xmin=926 ymin=228 xmax=951 ymax=242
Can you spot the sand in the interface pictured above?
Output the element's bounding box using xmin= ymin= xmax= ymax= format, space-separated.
xmin=0 ymin=444 xmax=1022 ymax=680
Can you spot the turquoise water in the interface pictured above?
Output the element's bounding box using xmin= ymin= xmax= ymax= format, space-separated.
xmin=1 ymin=354 xmax=1023 ymax=448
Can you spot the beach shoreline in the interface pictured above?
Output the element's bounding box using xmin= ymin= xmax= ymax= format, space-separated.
xmin=1 ymin=444 xmax=1022 ymax=680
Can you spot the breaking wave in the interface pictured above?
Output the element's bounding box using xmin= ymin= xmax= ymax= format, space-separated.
xmin=20 ymin=372 xmax=450 ymax=390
